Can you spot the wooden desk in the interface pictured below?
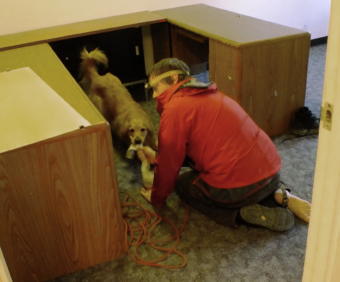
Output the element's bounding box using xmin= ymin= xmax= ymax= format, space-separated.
xmin=0 ymin=45 xmax=127 ymax=282
xmin=0 ymin=11 xmax=166 ymax=281
xmin=0 ymin=5 xmax=311 ymax=281
xmin=156 ymin=4 xmax=311 ymax=136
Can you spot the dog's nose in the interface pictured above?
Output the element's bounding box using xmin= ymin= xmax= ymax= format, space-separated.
xmin=134 ymin=139 xmax=142 ymax=145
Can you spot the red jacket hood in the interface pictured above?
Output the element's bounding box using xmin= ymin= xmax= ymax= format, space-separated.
xmin=156 ymin=78 xmax=217 ymax=114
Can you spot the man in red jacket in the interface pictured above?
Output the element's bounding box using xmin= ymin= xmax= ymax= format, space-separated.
xmin=138 ymin=58 xmax=311 ymax=231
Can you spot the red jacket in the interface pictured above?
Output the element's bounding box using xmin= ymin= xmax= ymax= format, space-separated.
xmin=151 ymin=79 xmax=281 ymax=207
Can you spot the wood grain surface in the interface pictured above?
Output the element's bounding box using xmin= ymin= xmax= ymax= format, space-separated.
xmin=155 ymin=4 xmax=309 ymax=47
xmin=209 ymin=35 xmax=310 ymax=136
xmin=209 ymin=40 xmax=242 ymax=102
xmin=0 ymin=124 xmax=127 ymax=282
xmin=0 ymin=11 xmax=165 ymax=51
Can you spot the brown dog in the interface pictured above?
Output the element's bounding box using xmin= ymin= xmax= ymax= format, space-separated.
xmin=79 ymin=48 xmax=156 ymax=157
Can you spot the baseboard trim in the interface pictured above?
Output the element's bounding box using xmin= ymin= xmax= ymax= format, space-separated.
xmin=311 ymin=36 xmax=328 ymax=46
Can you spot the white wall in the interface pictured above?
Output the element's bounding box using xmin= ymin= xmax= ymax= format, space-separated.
xmin=1 ymin=0 xmax=331 ymax=39
xmin=208 ymin=0 xmax=331 ymax=39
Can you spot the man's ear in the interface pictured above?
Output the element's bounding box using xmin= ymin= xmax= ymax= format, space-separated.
xmin=171 ymin=74 xmax=179 ymax=84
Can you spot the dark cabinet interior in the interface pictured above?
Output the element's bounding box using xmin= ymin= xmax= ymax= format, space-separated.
xmin=170 ymin=25 xmax=209 ymax=76
xmin=50 ymin=27 xmax=147 ymax=101
xmin=151 ymin=23 xmax=209 ymax=76
xmin=49 ymin=22 xmax=211 ymax=102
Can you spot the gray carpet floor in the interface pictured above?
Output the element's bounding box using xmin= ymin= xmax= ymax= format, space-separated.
xmin=51 ymin=43 xmax=326 ymax=282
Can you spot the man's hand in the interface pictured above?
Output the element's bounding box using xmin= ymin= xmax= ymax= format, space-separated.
xmin=137 ymin=146 xmax=156 ymax=164
xmin=140 ymin=187 xmax=165 ymax=213
xmin=140 ymin=187 xmax=152 ymax=202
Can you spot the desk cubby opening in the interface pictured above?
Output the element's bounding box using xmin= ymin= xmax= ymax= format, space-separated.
xmin=50 ymin=27 xmax=148 ymax=101
xmin=50 ymin=22 xmax=211 ymax=103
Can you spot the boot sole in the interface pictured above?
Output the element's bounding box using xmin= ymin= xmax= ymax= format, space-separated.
xmin=240 ymin=204 xmax=295 ymax=232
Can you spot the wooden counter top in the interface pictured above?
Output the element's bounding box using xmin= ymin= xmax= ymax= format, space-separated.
xmin=0 ymin=11 xmax=166 ymax=51
xmin=155 ymin=4 xmax=310 ymax=47
xmin=0 ymin=67 xmax=91 ymax=153
xmin=0 ymin=44 xmax=103 ymax=124
xmin=0 ymin=4 xmax=310 ymax=51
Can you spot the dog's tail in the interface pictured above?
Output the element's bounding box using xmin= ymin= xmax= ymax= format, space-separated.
xmin=79 ymin=48 xmax=108 ymax=82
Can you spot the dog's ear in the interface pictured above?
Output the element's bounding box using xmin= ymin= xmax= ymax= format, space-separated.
xmin=122 ymin=126 xmax=131 ymax=143
xmin=144 ymin=128 xmax=157 ymax=150
xmin=113 ymin=118 xmax=130 ymax=141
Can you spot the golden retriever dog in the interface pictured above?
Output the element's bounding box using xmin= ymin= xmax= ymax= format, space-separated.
xmin=79 ymin=48 xmax=156 ymax=158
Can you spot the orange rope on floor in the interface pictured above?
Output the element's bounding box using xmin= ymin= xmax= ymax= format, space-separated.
xmin=121 ymin=193 xmax=190 ymax=269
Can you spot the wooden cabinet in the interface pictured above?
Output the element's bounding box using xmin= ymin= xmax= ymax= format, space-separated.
xmin=156 ymin=4 xmax=311 ymax=136
xmin=209 ymin=36 xmax=310 ymax=136
xmin=0 ymin=45 xmax=127 ymax=282
xmin=0 ymin=124 xmax=127 ymax=282
xmin=0 ymin=11 xmax=166 ymax=281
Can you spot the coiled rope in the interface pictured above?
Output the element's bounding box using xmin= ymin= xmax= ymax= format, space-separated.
xmin=121 ymin=193 xmax=190 ymax=269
